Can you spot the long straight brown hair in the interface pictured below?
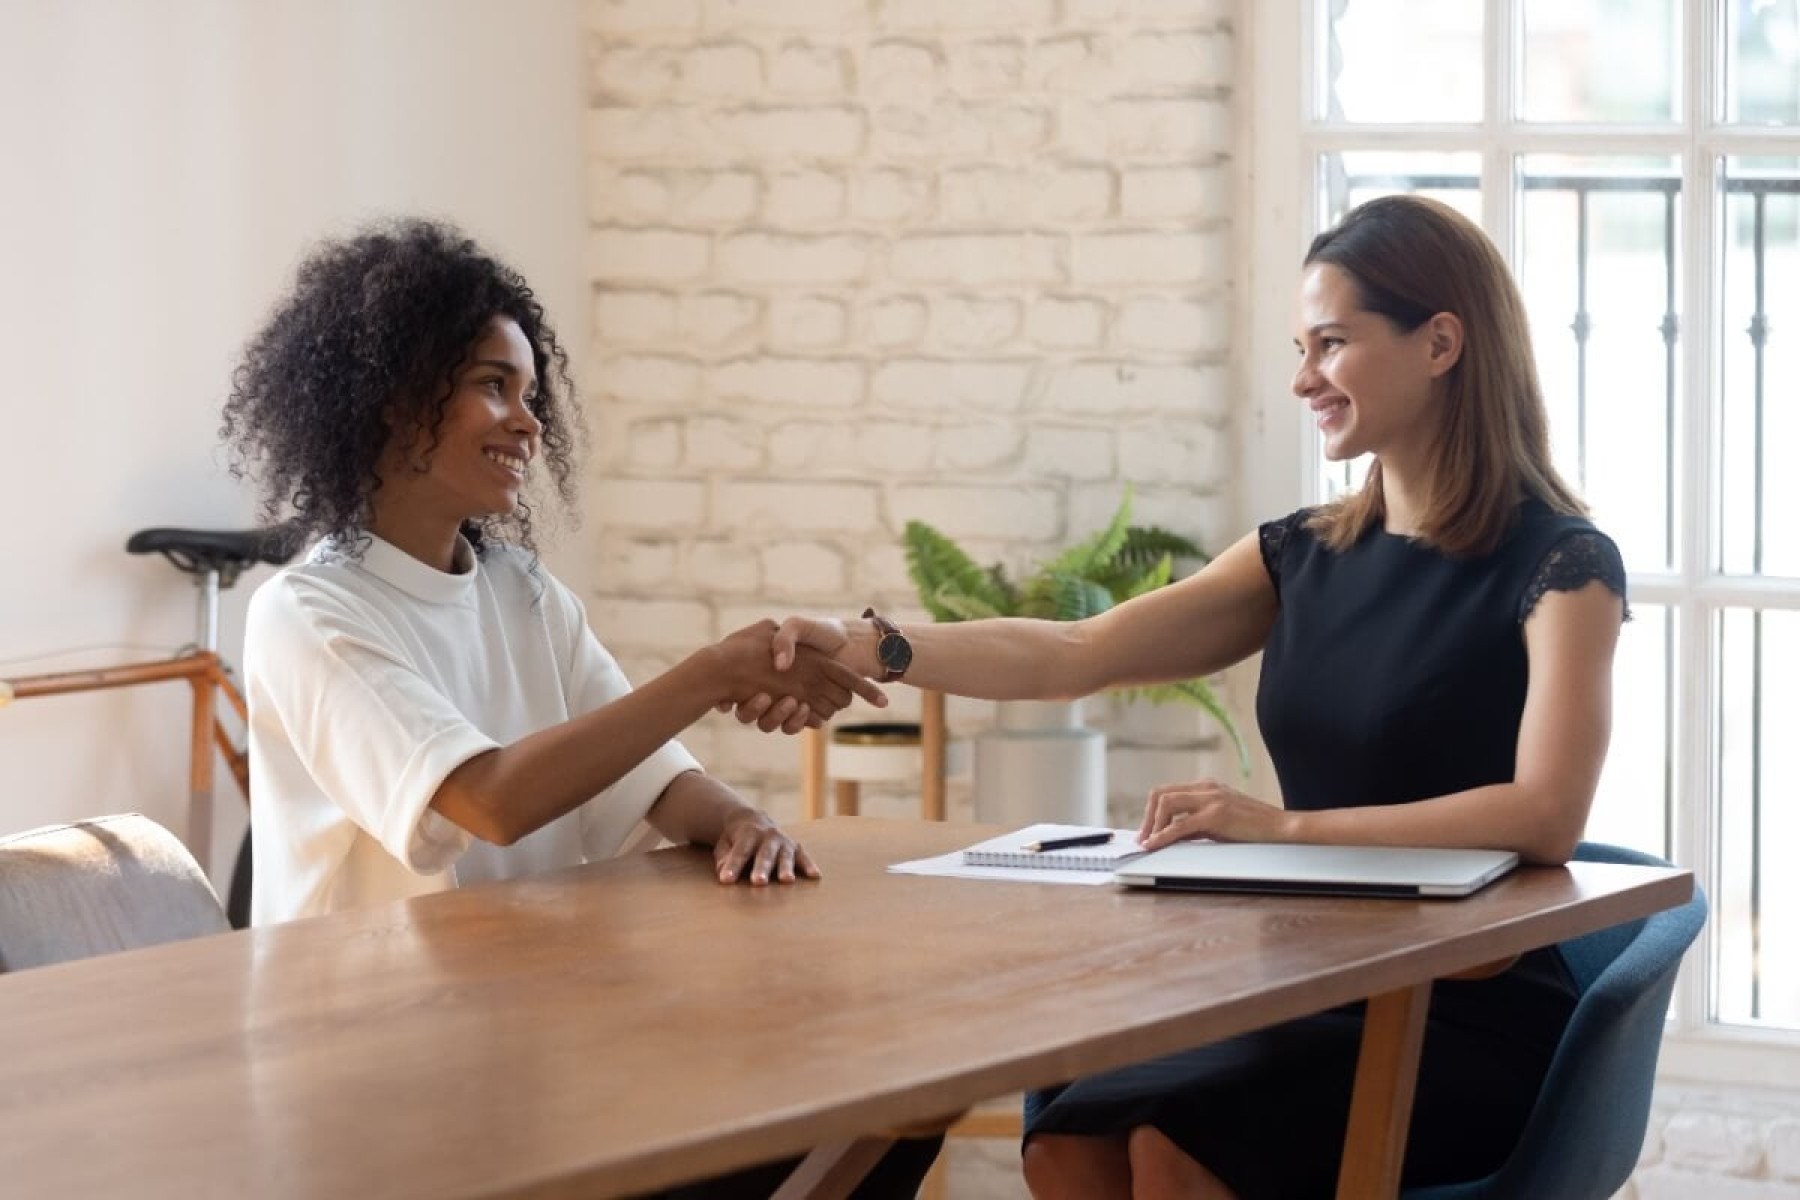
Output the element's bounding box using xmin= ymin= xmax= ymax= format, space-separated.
xmin=1304 ymin=195 xmax=1586 ymax=555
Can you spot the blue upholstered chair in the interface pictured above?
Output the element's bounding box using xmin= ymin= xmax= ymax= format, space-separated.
xmin=1403 ymin=841 xmax=1708 ymax=1200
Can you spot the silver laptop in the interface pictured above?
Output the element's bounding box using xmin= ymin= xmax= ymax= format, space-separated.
xmin=1114 ymin=842 xmax=1520 ymax=899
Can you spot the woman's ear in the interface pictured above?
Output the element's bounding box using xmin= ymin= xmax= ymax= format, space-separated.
xmin=1423 ymin=311 xmax=1464 ymax=378
xmin=377 ymin=406 xmax=431 ymax=474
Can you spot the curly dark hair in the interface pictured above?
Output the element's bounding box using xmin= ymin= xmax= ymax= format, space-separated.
xmin=220 ymin=217 xmax=582 ymax=557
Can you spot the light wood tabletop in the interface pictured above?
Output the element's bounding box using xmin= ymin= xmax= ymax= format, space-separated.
xmin=0 ymin=818 xmax=1691 ymax=1199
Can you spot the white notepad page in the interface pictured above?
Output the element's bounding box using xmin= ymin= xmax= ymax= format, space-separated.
xmin=960 ymin=824 xmax=1146 ymax=870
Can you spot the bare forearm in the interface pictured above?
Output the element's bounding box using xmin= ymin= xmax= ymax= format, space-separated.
xmin=857 ymin=617 xmax=1115 ymax=700
xmin=645 ymin=768 xmax=755 ymax=846
xmin=856 ymin=533 xmax=1276 ymax=700
xmin=1291 ymin=782 xmax=1587 ymax=865
xmin=431 ymin=652 xmax=725 ymax=845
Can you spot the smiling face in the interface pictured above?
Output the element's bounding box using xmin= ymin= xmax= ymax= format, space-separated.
xmin=1291 ymin=263 xmax=1453 ymax=469
xmin=369 ymin=316 xmax=543 ymax=568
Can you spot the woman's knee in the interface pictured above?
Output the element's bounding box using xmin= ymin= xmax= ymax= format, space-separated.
xmin=1126 ymin=1125 xmax=1238 ymax=1200
xmin=1022 ymin=1133 xmax=1131 ymax=1200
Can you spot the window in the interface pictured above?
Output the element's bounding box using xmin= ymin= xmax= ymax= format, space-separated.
xmin=1247 ymin=0 xmax=1800 ymax=1068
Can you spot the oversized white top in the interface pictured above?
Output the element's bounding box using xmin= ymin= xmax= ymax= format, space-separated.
xmin=244 ymin=533 xmax=699 ymax=925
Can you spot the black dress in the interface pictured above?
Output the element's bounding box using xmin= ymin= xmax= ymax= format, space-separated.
xmin=1023 ymin=499 xmax=1628 ymax=1198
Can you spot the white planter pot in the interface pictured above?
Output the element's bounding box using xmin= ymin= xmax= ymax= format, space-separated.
xmin=972 ymin=699 xmax=1107 ymax=827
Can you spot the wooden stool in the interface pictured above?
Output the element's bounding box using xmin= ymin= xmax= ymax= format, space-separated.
xmin=800 ymin=690 xmax=948 ymax=821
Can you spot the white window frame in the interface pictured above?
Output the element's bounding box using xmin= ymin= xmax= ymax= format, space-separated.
xmin=1237 ymin=0 xmax=1800 ymax=1087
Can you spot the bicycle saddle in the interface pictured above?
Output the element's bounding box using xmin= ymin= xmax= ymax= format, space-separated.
xmin=126 ymin=525 xmax=305 ymax=587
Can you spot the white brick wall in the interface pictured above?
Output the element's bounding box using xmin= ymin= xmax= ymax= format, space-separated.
xmin=583 ymin=0 xmax=1239 ymax=816
xmin=1622 ymin=1084 xmax=1800 ymax=1199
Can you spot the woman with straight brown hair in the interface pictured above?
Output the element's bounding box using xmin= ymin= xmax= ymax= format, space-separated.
xmin=1303 ymin=192 xmax=1588 ymax=556
xmin=750 ymin=194 xmax=1630 ymax=1197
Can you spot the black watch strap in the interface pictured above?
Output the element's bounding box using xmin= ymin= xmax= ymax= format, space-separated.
xmin=862 ymin=607 xmax=912 ymax=683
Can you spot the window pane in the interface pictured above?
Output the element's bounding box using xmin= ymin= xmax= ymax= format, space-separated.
xmin=1517 ymin=155 xmax=1680 ymax=574
xmin=1315 ymin=153 xmax=1483 ymax=498
xmin=1588 ymin=605 xmax=1670 ymax=856
xmin=1317 ymin=151 xmax=1482 ymax=229
xmin=1717 ymin=608 xmax=1800 ymax=1028
xmin=1318 ymin=0 xmax=1483 ymax=124
xmin=1521 ymin=0 xmax=1680 ymax=123
xmin=1718 ymin=157 xmax=1800 ymax=577
xmin=1725 ymin=0 xmax=1800 ymax=125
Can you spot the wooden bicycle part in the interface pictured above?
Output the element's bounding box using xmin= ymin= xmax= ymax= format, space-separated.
xmin=4 ymin=651 xmax=220 ymax=699
xmin=3 ymin=651 xmax=252 ymax=868
xmin=187 ymin=662 xmax=217 ymax=870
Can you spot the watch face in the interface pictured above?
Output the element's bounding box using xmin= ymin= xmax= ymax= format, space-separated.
xmin=878 ymin=633 xmax=913 ymax=676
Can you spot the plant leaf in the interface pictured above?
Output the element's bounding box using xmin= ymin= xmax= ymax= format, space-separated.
xmin=1118 ymin=525 xmax=1208 ymax=569
xmin=931 ymin=587 xmax=1008 ymax=621
xmin=1042 ymin=572 xmax=1115 ymax=621
xmin=1040 ymin=487 xmax=1133 ymax=580
xmin=900 ymin=491 xmax=1243 ymax=774
xmin=1118 ymin=553 xmax=1173 ymax=602
xmin=903 ymin=520 xmax=1014 ymax=621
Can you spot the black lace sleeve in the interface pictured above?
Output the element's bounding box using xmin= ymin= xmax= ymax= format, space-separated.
xmin=1258 ymin=511 xmax=1300 ymax=596
xmin=1519 ymin=531 xmax=1630 ymax=624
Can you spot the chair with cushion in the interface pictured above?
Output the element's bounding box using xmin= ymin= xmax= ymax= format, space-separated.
xmin=1403 ymin=840 xmax=1708 ymax=1200
xmin=0 ymin=813 xmax=230 ymax=973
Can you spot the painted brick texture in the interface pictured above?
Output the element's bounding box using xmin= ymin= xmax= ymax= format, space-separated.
xmin=1621 ymin=1085 xmax=1800 ymax=1200
xmin=583 ymin=1 xmax=1239 ymax=814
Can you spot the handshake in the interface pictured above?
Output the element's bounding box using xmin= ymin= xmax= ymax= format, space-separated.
xmin=706 ymin=615 xmax=886 ymax=735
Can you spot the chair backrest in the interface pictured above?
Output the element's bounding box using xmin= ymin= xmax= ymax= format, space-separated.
xmin=1403 ymin=841 xmax=1708 ymax=1200
xmin=0 ymin=813 xmax=230 ymax=973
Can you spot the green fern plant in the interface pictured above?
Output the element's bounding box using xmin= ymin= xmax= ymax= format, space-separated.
xmin=902 ymin=489 xmax=1247 ymax=775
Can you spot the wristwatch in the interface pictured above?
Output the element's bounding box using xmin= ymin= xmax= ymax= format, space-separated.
xmin=862 ymin=607 xmax=913 ymax=683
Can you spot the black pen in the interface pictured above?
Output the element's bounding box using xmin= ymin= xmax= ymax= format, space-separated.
xmin=1024 ymin=831 xmax=1115 ymax=853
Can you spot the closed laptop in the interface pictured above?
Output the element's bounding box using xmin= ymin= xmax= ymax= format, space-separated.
xmin=1114 ymin=842 xmax=1520 ymax=898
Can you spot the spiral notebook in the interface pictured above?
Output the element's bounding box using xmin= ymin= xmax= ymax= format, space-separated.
xmin=959 ymin=824 xmax=1146 ymax=871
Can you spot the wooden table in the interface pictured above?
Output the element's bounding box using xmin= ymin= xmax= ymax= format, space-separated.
xmin=0 ymin=819 xmax=1691 ymax=1199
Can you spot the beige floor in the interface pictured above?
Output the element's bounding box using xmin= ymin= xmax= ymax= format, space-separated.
xmin=925 ymin=1135 xmax=1030 ymax=1200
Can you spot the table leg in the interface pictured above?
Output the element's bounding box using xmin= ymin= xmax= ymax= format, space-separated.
xmin=771 ymin=1136 xmax=896 ymax=1200
xmin=1335 ymin=981 xmax=1432 ymax=1200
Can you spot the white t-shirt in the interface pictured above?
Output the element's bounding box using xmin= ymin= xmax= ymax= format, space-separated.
xmin=244 ymin=532 xmax=700 ymax=925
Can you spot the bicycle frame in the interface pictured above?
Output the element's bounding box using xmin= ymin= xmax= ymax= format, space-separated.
xmin=1 ymin=651 xmax=249 ymax=868
xmin=3 ymin=526 xmax=295 ymax=932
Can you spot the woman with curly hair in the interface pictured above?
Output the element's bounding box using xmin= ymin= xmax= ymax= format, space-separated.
xmin=222 ymin=218 xmax=883 ymax=929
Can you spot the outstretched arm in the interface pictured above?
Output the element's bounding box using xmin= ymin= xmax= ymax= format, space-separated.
xmin=756 ymin=530 xmax=1279 ymax=713
xmin=432 ymin=620 xmax=884 ymax=846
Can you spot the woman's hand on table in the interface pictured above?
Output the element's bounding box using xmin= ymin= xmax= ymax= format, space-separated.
xmin=1137 ymin=778 xmax=1300 ymax=851
xmin=712 ymin=809 xmax=821 ymax=885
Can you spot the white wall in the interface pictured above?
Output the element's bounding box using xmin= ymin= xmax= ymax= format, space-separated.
xmin=581 ymin=0 xmax=1245 ymax=820
xmin=0 ymin=0 xmax=587 ymax=885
